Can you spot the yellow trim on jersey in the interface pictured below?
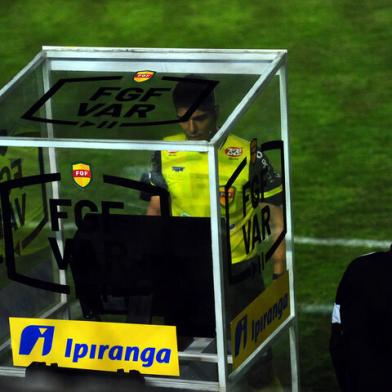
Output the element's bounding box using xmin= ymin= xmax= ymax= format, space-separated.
xmin=263 ymin=185 xmax=283 ymax=199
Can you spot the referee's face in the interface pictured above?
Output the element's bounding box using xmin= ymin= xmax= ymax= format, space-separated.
xmin=177 ymin=107 xmax=217 ymax=141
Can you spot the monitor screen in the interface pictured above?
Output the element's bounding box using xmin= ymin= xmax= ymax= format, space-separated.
xmin=70 ymin=214 xmax=216 ymax=337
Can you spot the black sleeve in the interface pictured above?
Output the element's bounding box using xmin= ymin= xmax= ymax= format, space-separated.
xmin=330 ymin=258 xmax=371 ymax=392
xmin=139 ymin=151 xmax=168 ymax=201
xmin=256 ymin=149 xmax=283 ymax=205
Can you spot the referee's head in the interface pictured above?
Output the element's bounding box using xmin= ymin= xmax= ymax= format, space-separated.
xmin=173 ymin=75 xmax=218 ymax=141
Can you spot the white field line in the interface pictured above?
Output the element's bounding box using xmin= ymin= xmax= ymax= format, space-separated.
xmin=295 ymin=236 xmax=390 ymax=249
xmin=296 ymin=236 xmax=390 ymax=314
xmin=13 ymin=214 xmax=391 ymax=315
xmin=298 ymin=303 xmax=333 ymax=315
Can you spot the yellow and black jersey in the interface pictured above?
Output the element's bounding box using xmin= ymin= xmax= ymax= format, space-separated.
xmin=144 ymin=133 xmax=282 ymax=264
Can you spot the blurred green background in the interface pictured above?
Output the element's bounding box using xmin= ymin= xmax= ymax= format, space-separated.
xmin=0 ymin=0 xmax=391 ymax=390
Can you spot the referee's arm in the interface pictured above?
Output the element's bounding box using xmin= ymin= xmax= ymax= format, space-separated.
xmin=261 ymin=201 xmax=285 ymax=277
xmin=143 ymin=151 xmax=167 ymax=216
xmin=147 ymin=196 xmax=161 ymax=216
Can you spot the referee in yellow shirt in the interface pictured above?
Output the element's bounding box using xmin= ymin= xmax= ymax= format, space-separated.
xmin=145 ymin=76 xmax=285 ymax=280
xmin=143 ymin=76 xmax=285 ymax=391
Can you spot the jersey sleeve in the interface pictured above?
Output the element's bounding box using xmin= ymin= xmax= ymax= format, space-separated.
xmin=256 ymin=149 xmax=283 ymax=205
xmin=139 ymin=151 xmax=168 ymax=201
xmin=329 ymin=256 xmax=373 ymax=391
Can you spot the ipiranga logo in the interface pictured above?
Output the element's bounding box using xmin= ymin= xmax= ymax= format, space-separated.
xmin=230 ymin=272 xmax=290 ymax=370
xmin=19 ymin=325 xmax=55 ymax=356
xmin=9 ymin=318 xmax=179 ymax=376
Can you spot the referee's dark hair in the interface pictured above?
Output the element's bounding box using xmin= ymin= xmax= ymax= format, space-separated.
xmin=172 ymin=74 xmax=216 ymax=111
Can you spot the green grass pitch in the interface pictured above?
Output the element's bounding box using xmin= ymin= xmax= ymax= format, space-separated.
xmin=0 ymin=0 xmax=391 ymax=390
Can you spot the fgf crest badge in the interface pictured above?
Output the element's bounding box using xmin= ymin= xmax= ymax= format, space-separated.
xmin=219 ymin=186 xmax=236 ymax=206
xmin=72 ymin=163 xmax=92 ymax=188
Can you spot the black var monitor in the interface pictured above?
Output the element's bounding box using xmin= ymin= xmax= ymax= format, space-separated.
xmin=70 ymin=214 xmax=216 ymax=338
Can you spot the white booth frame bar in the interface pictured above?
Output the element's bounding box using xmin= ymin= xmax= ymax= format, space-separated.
xmin=0 ymin=47 xmax=299 ymax=392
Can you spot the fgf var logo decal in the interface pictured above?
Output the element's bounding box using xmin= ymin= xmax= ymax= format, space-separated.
xmin=10 ymin=317 xmax=180 ymax=376
xmin=222 ymin=139 xmax=287 ymax=278
xmin=0 ymin=172 xmax=171 ymax=294
xmin=21 ymin=76 xmax=218 ymax=128
xmin=72 ymin=163 xmax=92 ymax=188
xmin=133 ymin=70 xmax=155 ymax=83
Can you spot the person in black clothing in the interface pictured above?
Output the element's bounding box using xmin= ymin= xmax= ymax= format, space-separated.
xmin=330 ymin=246 xmax=392 ymax=391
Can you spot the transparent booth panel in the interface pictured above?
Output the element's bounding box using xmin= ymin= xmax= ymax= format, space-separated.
xmin=217 ymin=75 xmax=292 ymax=390
xmin=0 ymin=144 xmax=222 ymax=383
xmin=0 ymin=65 xmax=45 ymax=138
xmin=6 ymin=67 xmax=259 ymax=142
xmin=0 ymin=145 xmax=59 ymax=365
xmin=43 ymin=71 xmax=259 ymax=141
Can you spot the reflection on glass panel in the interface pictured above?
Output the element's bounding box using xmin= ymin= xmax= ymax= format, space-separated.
xmin=0 ymin=67 xmax=44 ymax=137
xmin=230 ymin=329 xmax=293 ymax=391
xmin=0 ymin=145 xmax=58 ymax=365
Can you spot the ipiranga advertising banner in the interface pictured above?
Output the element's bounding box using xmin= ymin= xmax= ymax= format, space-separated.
xmin=9 ymin=317 xmax=179 ymax=376
xmin=230 ymin=272 xmax=290 ymax=370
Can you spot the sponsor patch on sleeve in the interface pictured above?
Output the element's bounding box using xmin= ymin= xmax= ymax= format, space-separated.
xmin=224 ymin=147 xmax=243 ymax=158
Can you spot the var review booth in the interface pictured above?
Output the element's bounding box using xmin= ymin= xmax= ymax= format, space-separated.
xmin=0 ymin=47 xmax=299 ymax=391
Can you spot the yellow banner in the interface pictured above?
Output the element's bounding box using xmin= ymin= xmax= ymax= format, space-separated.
xmin=9 ymin=318 xmax=179 ymax=376
xmin=230 ymin=272 xmax=290 ymax=370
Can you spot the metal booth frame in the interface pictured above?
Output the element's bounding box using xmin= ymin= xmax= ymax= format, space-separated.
xmin=0 ymin=47 xmax=299 ymax=392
